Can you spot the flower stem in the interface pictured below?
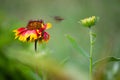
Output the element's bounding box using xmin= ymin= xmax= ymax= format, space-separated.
xmin=35 ymin=40 xmax=38 ymax=52
xmin=34 ymin=40 xmax=39 ymax=78
xmin=89 ymin=28 xmax=93 ymax=80
xmin=34 ymin=40 xmax=47 ymax=80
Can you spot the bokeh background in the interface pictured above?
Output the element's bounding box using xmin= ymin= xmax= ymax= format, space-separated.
xmin=0 ymin=0 xmax=120 ymax=80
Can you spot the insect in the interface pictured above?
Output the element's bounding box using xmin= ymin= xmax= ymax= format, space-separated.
xmin=53 ymin=16 xmax=64 ymax=22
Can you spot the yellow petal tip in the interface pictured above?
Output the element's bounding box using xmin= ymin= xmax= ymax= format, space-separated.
xmin=46 ymin=23 xmax=52 ymax=29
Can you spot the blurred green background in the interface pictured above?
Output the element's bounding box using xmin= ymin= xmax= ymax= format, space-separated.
xmin=0 ymin=0 xmax=120 ymax=80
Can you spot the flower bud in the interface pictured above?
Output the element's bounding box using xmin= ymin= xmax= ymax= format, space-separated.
xmin=79 ymin=16 xmax=98 ymax=28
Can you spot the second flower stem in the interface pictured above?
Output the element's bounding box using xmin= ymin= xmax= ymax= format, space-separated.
xmin=89 ymin=28 xmax=93 ymax=80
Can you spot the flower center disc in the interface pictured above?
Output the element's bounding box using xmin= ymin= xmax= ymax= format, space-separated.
xmin=26 ymin=20 xmax=43 ymax=30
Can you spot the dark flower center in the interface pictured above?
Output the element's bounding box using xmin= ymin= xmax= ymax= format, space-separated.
xmin=26 ymin=20 xmax=44 ymax=30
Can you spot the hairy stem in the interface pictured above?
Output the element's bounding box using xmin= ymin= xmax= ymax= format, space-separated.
xmin=89 ymin=28 xmax=93 ymax=80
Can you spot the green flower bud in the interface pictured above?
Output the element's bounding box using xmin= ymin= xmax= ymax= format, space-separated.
xmin=79 ymin=16 xmax=98 ymax=28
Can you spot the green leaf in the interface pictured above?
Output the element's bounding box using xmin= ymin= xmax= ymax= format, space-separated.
xmin=60 ymin=56 xmax=70 ymax=66
xmin=91 ymin=32 xmax=96 ymax=45
xmin=93 ymin=57 xmax=120 ymax=67
xmin=65 ymin=34 xmax=89 ymax=58
xmin=92 ymin=32 xmax=96 ymax=38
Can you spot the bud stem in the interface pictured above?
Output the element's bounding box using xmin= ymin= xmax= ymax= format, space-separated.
xmin=89 ymin=27 xmax=93 ymax=80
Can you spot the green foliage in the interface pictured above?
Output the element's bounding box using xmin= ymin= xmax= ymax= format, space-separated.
xmin=91 ymin=32 xmax=96 ymax=45
xmin=93 ymin=57 xmax=120 ymax=67
xmin=0 ymin=0 xmax=120 ymax=80
xmin=65 ymin=34 xmax=89 ymax=58
xmin=60 ymin=56 xmax=70 ymax=66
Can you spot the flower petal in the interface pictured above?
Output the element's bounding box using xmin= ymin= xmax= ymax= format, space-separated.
xmin=24 ymin=30 xmax=38 ymax=42
xmin=43 ymin=32 xmax=50 ymax=41
xmin=18 ymin=30 xmax=27 ymax=42
xmin=13 ymin=27 xmax=26 ymax=36
xmin=46 ymin=23 xmax=52 ymax=29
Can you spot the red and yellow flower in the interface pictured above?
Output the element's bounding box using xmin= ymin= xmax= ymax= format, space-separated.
xmin=13 ymin=20 xmax=52 ymax=42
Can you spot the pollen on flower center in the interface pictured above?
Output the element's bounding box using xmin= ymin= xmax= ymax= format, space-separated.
xmin=26 ymin=20 xmax=44 ymax=30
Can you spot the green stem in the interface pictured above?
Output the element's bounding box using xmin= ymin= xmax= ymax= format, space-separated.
xmin=89 ymin=28 xmax=93 ymax=80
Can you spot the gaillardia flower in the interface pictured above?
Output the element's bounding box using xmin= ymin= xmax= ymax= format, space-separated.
xmin=13 ymin=20 xmax=52 ymax=43
xmin=79 ymin=16 xmax=98 ymax=28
